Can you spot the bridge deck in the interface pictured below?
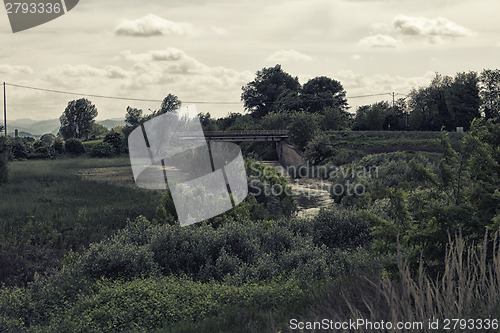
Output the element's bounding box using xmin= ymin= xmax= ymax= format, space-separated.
xmin=203 ymin=130 xmax=288 ymax=142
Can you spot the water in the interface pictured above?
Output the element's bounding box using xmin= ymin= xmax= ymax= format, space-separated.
xmin=261 ymin=162 xmax=334 ymax=218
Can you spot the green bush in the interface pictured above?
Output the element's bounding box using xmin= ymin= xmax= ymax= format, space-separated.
xmin=53 ymin=138 xmax=64 ymax=154
xmin=0 ymin=136 xmax=7 ymax=184
xmin=103 ymin=131 xmax=124 ymax=154
xmin=32 ymin=140 xmax=55 ymax=159
xmin=89 ymin=142 xmax=114 ymax=158
xmin=76 ymin=236 xmax=159 ymax=279
xmin=64 ymin=138 xmax=85 ymax=155
xmin=7 ymin=137 xmax=33 ymax=160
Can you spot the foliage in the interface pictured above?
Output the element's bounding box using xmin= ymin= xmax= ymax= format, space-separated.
xmin=7 ymin=137 xmax=33 ymax=159
xmin=301 ymin=76 xmax=348 ymax=113
xmin=241 ymin=64 xmax=301 ymax=118
xmin=310 ymin=232 xmax=500 ymax=333
xmin=408 ymin=72 xmax=480 ymax=131
xmin=32 ymin=140 xmax=55 ymax=159
xmin=304 ymin=133 xmax=335 ymax=165
xmin=89 ymin=142 xmax=115 ymax=158
xmin=287 ymin=111 xmax=320 ymax=150
xmin=332 ymin=121 xmax=500 ymax=270
xmin=103 ymin=131 xmax=124 ymax=154
xmin=53 ymin=138 xmax=64 ymax=154
xmin=0 ymin=136 xmax=7 ymax=184
xmin=64 ymin=138 xmax=85 ymax=155
xmin=319 ymin=106 xmax=351 ymax=130
xmin=353 ymin=101 xmax=392 ymax=131
xmin=479 ymin=68 xmax=500 ymax=120
xmin=89 ymin=122 xmax=109 ymax=138
xmin=157 ymin=93 xmax=182 ymax=115
xmin=59 ymin=98 xmax=98 ymax=139
xmin=40 ymin=133 xmax=56 ymax=144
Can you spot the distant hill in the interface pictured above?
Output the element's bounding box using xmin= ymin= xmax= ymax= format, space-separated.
xmin=8 ymin=118 xmax=125 ymax=136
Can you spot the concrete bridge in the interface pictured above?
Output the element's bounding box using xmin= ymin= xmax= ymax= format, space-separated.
xmin=203 ymin=130 xmax=305 ymax=168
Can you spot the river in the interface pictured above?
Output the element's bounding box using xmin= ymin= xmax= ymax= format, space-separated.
xmin=261 ymin=162 xmax=335 ymax=218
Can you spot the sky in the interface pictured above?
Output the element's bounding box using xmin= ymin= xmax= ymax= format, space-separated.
xmin=1 ymin=0 xmax=499 ymax=121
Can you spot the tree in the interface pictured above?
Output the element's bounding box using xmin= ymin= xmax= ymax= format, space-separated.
xmin=408 ymin=72 xmax=480 ymax=131
xmin=479 ymin=69 xmax=500 ymax=120
xmin=241 ymin=64 xmax=301 ymax=118
xmin=448 ymin=71 xmax=481 ymax=130
xmin=125 ymin=107 xmax=144 ymax=128
xmin=40 ymin=133 xmax=56 ymax=144
xmin=59 ymin=98 xmax=98 ymax=139
xmin=89 ymin=123 xmax=109 ymax=138
xmin=301 ymin=76 xmax=348 ymax=113
xmin=198 ymin=112 xmax=218 ymax=131
xmin=319 ymin=106 xmax=350 ymax=130
xmin=353 ymin=101 xmax=391 ymax=131
xmin=156 ymin=94 xmax=181 ymax=115
xmin=287 ymin=111 xmax=320 ymax=150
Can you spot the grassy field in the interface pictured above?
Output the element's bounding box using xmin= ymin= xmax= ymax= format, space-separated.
xmin=0 ymin=156 xmax=163 ymax=286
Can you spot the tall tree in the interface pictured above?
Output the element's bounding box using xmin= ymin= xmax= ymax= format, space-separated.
xmin=301 ymin=76 xmax=348 ymax=113
xmin=479 ymin=69 xmax=500 ymax=120
xmin=59 ymin=98 xmax=98 ymax=139
xmin=448 ymin=71 xmax=481 ymax=130
xmin=157 ymin=94 xmax=182 ymax=115
xmin=241 ymin=64 xmax=301 ymax=118
xmin=353 ymin=101 xmax=391 ymax=131
xmin=408 ymin=73 xmax=480 ymax=131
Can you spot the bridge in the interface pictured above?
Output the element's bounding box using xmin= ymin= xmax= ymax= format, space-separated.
xmin=203 ymin=130 xmax=288 ymax=142
xmin=203 ymin=130 xmax=303 ymax=168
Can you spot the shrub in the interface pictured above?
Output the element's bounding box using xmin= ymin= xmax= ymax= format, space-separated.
xmin=64 ymin=138 xmax=85 ymax=155
xmin=89 ymin=142 xmax=114 ymax=158
xmin=53 ymin=138 xmax=64 ymax=154
xmin=7 ymin=137 xmax=33 ymax=160
xmin=103 ymin=131 xmax=124 ymax=154
xmin=0 ymin=136 xmax=7 ymax=184
xmin=75 ymin=236 xmax=159 ymax=279
xmin=32 ymin=140 xmax=55 ymax=159
xmin=40 ymin=133 xmax=56 ymax=144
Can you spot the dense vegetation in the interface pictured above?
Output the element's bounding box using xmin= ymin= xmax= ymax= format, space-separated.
xmin=0 ymin=65 xmax=499 ymax=331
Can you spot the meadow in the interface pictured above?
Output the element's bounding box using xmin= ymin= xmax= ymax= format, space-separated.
xmin=0 ymin=123 xmax=499 ymax=332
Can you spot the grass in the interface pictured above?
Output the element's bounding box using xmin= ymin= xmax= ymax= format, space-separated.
xmin=302 ymin=233 xmax=500 ymax=332
xmin=315 ymin=131 xmax=461 ymax=165
xmin=0 ymin=156 xmax=163 ymax=286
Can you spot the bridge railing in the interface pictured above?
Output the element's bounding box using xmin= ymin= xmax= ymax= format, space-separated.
xmin=203 ymin=130 xmax=289 ymax=137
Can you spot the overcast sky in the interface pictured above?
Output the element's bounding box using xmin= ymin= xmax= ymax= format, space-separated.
xmin=1 ymin=0 xmax=499 ymax=121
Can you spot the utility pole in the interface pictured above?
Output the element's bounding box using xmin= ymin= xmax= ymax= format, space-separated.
xmin=392 ymin=92 xmax=395 ymax=109
xmin=3 ymin=82 xmax=6 ymax=137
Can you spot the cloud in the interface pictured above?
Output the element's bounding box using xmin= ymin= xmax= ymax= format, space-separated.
xmin=120 ymin=48 xmax=205 ymax=74
xmin=266 ymin=49 xmax=313 ymax=62
xmin=358 ymin=34 xmax=402 ymax=48
xmin=120 ymin=48 xmax=186 ymax=62
xmin=42 ymin=65 xmax=130 ymax=88
xmin=117 ymin=48 xmax=254 ymax=102
xmin=0 ymin=64 xmax=33 ymax=74
xmin=114 ymin=14 xmax=195 ymax=37
xmin=393 ymin=15 xmax=472 ymax=38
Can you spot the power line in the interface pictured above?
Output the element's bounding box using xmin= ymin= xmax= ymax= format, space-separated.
xmin=4 ymin=82 xmax=401 ymax=105
xmin=5 ymin=82 xmax=242 ymax=104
